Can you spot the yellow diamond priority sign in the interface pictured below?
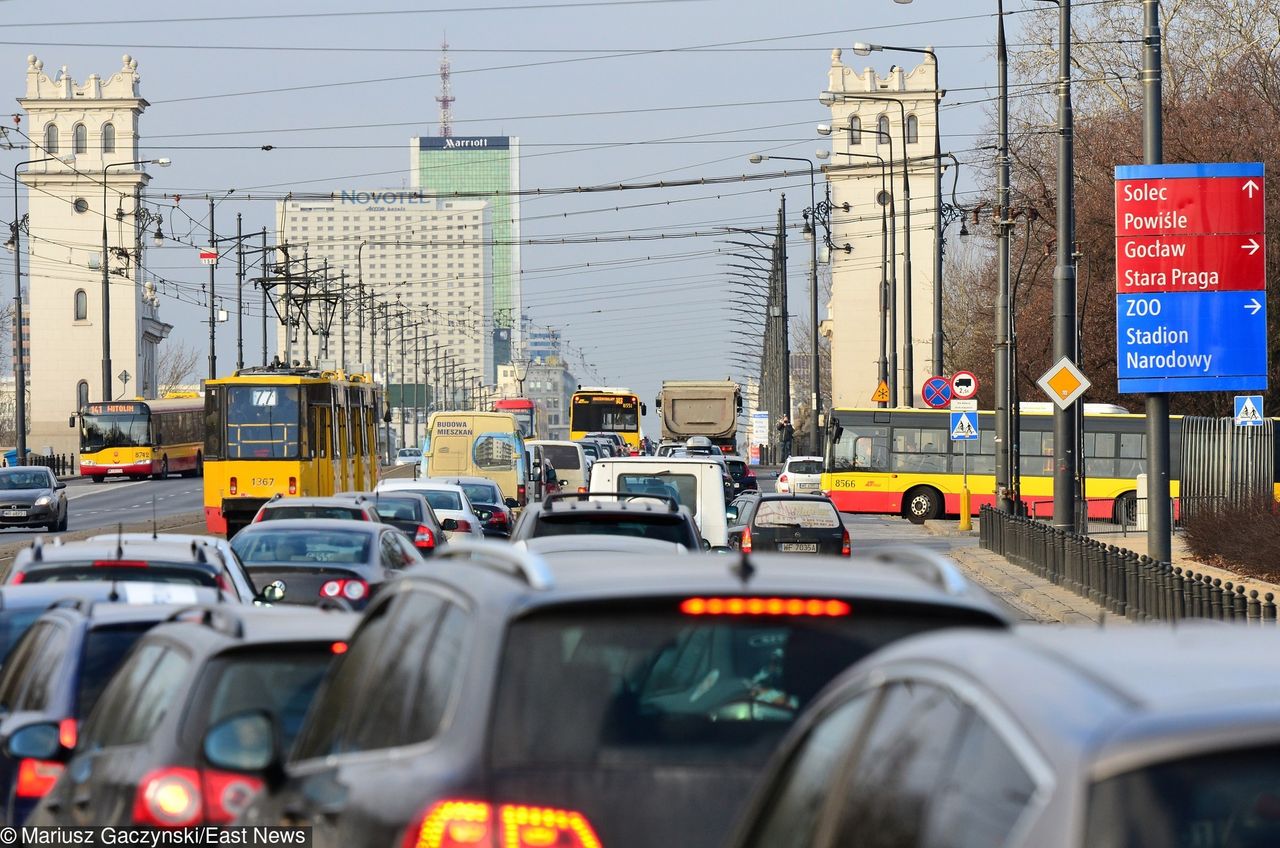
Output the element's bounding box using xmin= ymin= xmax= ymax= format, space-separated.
xmin=1036 ymin=357 xmax=1091 ymax=410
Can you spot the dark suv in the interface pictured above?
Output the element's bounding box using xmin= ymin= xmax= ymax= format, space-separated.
xmin=0 ymin=601 xmax=184 ymax=823
xmin=241 ymin=543 xmax=1010 ymax=848
xmin=26 ymin=605 xmax=356 ymax=827
xmin=509 ymin=493 xmax=703 ymax=549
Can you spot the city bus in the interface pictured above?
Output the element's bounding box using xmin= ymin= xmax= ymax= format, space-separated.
xmin=77 ymin=397 xmax=205 ymax=482
xmin=822 ymin=405 xmax=1180 ymax=523
xmin=422 ymin=410 xmax=527 ymax=506
xmin=202 ymin=365 xmax=383 ymax=536
xmin=493 ymin=397 xmax=543 ymax=440
xmin=569 ymin=387 xmax=646 ymax=452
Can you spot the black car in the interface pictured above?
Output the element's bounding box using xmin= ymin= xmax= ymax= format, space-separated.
xmin=0 ymin=601 xmax=185 ymax=823
xmin=0 ymin=467 xmax=67 ymax=532
xmin=240 ymin=542 xmax=1010 ymax=848
xmin=26 ymin=605 xmax=356 ymax=827
xmin=336 ymin=491 xmax=446 ymax=555
xmin=727 ymin=494 xmax=850 ymax=556
xmin=229 ymin=519 xmax=422 ymax=609
xmin=724 ymin=456 xmax=759 ymax=495
xmin=510 ymin=493 xmax=703 ymax=549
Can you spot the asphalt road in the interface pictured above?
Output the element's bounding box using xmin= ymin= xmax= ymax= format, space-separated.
xmin=0 ymin=475 xmax=204 ymax=542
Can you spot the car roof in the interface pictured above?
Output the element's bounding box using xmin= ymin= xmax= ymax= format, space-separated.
xmin=754 ymin=494 xmax=836 ymax=503
xmin=0 ymin=582 xmax=222 ymax=610
xmin=513 ymin=535 xmax=690 ymax=556
xmin=378 ymin=479 xmax=466 ymax=494
xmin=42 ymin=602 xmax=196 ymax=628
xmin=785 ymin=456 xmax=824 ymax=463
xmin=232 ymin=518 xmax=384 ymax=534
xmin=534 ymin=496 xmax=687 ymax=517
xmin=849 ymin=624 xmax=1280 ymax=780
xmin=261 ymin=496 xmax=374 ymax=508
xmin=143 ymin=605 xmax=358 ymax=651
xmin=593 ymin=456 xmax=723 ymax=467
xmin=434 ymin=476 xmax=500 ymax=488
xmin=13 ymin=538 xmax=227 ymax=567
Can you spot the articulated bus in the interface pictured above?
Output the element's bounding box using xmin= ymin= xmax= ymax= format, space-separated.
xmin=77 ymin=397 xmax=205 ymax=482
xmin=493 ymin=397 xmax=544 ymax=441
xmin=569 ymin=387 xmax=646 ymax=452
xmin=823 ymin=405 xmax=1184 ymax=523
xmin=202 ymin=365 xmax=384 ymax=536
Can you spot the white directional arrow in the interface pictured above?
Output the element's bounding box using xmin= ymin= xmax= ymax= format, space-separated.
xmin=1243 ymin=238 xmax=1261 ymax=255
xmin=1246 ymin=297 xmax=1263 ymax=315
xmin=1243 ymin=179 xmax=1261 ymax=198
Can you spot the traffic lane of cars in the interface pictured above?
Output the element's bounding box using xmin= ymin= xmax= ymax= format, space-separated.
xmin=0 ymin=475 xmax=204 ymax=543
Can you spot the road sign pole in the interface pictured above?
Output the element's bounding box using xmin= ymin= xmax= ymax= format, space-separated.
xmin=958 ymin=441 xmax=972 ymax=531
xmin=1052 ymin=0 xmax=1078 ymax=531
xmin=1143 ymin=0 xmax=1172 ymax=564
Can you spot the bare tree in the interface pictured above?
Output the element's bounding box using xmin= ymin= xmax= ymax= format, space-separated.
xmin=157 ymin=340 xmax=201 ymax=396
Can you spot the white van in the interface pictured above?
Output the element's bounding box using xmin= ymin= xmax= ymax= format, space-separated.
xmin=528 ymin=439 xmax=590 ymax=493
xmin=589 ymin=456 xmax=728 ymax=547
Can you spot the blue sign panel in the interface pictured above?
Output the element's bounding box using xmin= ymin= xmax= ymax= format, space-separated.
xmin=1235 ymin=395 xmax=1264 ymax=426
xmin=950 ymin=412 xmax=978 ymax=441
xmin=1116 ymin=291 xmax=1268 ymax=394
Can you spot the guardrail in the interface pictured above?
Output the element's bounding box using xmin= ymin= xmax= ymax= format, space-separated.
xmin=979 ymin=504 xmax=1277 ymax=624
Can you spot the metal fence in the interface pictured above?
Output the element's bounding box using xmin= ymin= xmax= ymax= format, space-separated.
xmin=979 ymin=505 xmax=1278 ymax=624
xmin=1026 ymin=495 xmax=1235 ymax=536
xmin=22 ymin=454 xmax=76 ymax=476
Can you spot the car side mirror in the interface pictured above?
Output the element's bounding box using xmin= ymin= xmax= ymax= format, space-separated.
xmin=441 ymin=518 xmax=458 ymax=531
xmin=6 ymin=722 xmax=65 ymax=761
xmin=68 ymin=416 xmax=76 ymax=428
xmin=256 ymin=579 xmax=286 ymax=604
xmin=203 ymin=710 xmax=279 ymax=776
xmin=504 ymin=497 xmax=518 ymax=509
xmin=701 ymin=538 xmax=712 ymax=552
xmin=726 ymin=506 xmax=739 ymax=522
xmin=710 ymin=545 xmax=734 ymax=554
xmin=641 ymin=403 xmax=648 ymax=416
xmin=55 ymin=482 xmax=66 ymax=490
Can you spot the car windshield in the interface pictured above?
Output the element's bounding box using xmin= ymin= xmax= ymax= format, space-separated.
xmin=398 ymin=449 xmax=420 ymax=458
xmin=200 ymin=649 xmax=335 ymax=755
xmin=1086 ymin=744 xmax=1280 ymax=848
xmin=77 ymin=623 xmax=154 ymax=716
xmin=21 ymin=565 xmax=217 ymax=587
xmin=0 ymin=608 xmax=46 ymax=666
xmin=261 ymin=506 xmax=366 ymax=522
xmin=786 ymin=460 xmax=823 ymax=475
xmin=459 ymin=483 xmax=500 ymax=505
xmin=617 ymin=473 xmax=698 ymax=516
xmin=231 ymin=530 xmax=372 ymax=565
xmin=537 ymin=513 xmax=692 ymax=545
xmin=754 ymin=501 xmax=841 ymax=529
xmin=0 ymin=471 xmax=50 ymax=491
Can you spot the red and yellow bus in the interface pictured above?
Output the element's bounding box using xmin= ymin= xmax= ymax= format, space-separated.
xmin=493 ymin=397 xmax=543 ymax=441
xmin=77 ymin=397 xmax=205 ymax=482
xmin=822 ymin=405 xmax=1174 ymax=523
xmin=569 ymin=387 xmax=645 ymax=452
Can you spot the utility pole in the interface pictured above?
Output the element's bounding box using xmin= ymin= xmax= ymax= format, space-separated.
xmin=399 ymin=309 xmax=407 ymax=450
xmin=282 ymin=246 xmax=292 ymax=365
xmin=414 ymin=333 xmax=422 ymax=448
xmin=302 ymin=251 xmax=310 ymax=366
xmin=260 ymin=228 xmax=268 ymax=366
xmin=994 ymin=0 xmax=1015 ymax=513
xmin=1052 ymin=0 xmax=1079 ymax=530
xmin=235 ymin=213 xmax=244 ymax=372
xmin=1144 ymin=0 xmax=1172 ymax=562
xmin=339 ymin=270 xmax=347 ymax=373
xmin=383 ymin=302 xmax=392 ymax=463
xmin=207 ymin=197 xmax=217 ymax=380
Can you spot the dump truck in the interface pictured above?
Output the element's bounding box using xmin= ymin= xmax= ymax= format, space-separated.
xmin=655 ymin=379 xmax=743 ymax=453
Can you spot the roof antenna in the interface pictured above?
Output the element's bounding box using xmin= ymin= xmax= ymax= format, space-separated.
xmin=109 ymin=580 xmax=120 ymax=602
xmin=116 ymin=522 xmax=124 ymax=560
xmin=732 ymin=549 xmax=756 ymax=585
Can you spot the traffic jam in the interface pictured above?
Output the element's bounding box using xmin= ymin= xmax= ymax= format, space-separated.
xmin=0 ymin=370 xmax=1274 ymax=848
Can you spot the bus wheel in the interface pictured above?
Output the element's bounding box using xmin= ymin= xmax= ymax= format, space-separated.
xmin=182 ymin=452 xmax=204 ymax=479
xmin=904 ymin=487 xmax=942 ymax=524
xmin=90 ymin=476 xmax=105 ymax=484
xmin=1113 ymin=492 xmax=1137 ymax=526
xmin=152 ymin=457 xmax=168 ymax=481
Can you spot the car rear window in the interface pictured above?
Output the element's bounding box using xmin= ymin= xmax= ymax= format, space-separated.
xmin=725 ymin=461 xmax=747 ymax=476
xmin=371 ymin=498 xmax=422 ymax=523
xmin=0 ymin=608 xmax=46 ymax=665
xmin=537 ymin=514 xmax=693 ymax=546
xmin=200 ymin=649 xmax=335 ymax=754
xmin=392 ymin=490 xmax=462 ymax=511
xmin=459 ymin=484 xmax=500 ymax=505
xmin=491 ymin=603 xmax=1001 ymax=772
xmin=1086 ymin=744 xmax=1280 ymax=847
xmin=542 ymin=445 xmax=581 ymax=470
xmin=77 ymin=623 xmax=155 ymax=716
xmin=617 ymin=473 xmax=698 ymax=515
xmin=754 ymin=500 xmax=841 ymax=529
xmin=231 ymin=530 xmax=372 ymax=565
xmin=786 ymin=461 xmax=823 ymax=475
xmin=22 ymin=566 xmax=218 ymax=587
xmin=262 ymin=506 xmax=365 ymax=521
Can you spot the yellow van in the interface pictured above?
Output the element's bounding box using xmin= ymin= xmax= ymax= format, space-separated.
xmin=422 ymin=411 xmax=528 ymax=507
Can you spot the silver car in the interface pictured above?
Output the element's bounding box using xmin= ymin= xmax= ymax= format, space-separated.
xmin=728 ymin=624 xmax=1280 ymax=848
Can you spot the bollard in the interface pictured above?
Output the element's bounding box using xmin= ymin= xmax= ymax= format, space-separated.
xmin=958 ymin=487 xmax=972 ymax=532
xmin=1113 ymin=547 xmax=1128 ymax=616
xmin=1223 ymin=582 xmax=1235 ymax=622
xmin=1211 ymin=578 xmax=1224 ymax=621
xmin=1266 ymin=593 xmax=1277 ymax=624
xmin=1234 ymin=584 xmax=1248 ymax=621
xmin=1249 ymin=589 xmax=1263 ymax=624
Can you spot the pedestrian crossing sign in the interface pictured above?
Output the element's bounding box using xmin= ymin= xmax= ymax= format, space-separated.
xmin=950 ymin=411 xmax=979 ymax=441
xmin=871 ymin=380 xmax=890 ymax=403
xmin=1234 ymin=395 xmax=1264 ymax=427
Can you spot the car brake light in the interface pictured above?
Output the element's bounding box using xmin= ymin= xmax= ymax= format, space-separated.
xmin=10 ymin=572 xmax=23 ymax=585
xmin=331 ymin=641 xmax=349 ymax=655
xmin=414 ymin=525 xmax=436 ymax=548
xmin=59 ymin=718 xmax=77 ymax=749
xmin=841 ymin=527 xmax=851 ymax=557
xmin=488 ymin=511 xmax=509 ymax=527
xmin=741 ymin=526 xmax=753 ymax=552
xmin=778 ymin=473 xmax=788 ymax=483
xmin=680 ymin=597 xmax=851 ymax=617
xmin=402 ymin=800 xmax=602 ymax=848
xmin=93 ymin=560 xmax=149 ymax=568
xmin=134 ymin=767 xmax=263 ymax=827
xmin=320 ymin=579 xmax=369 ymax=601
xmin=578 ymin=486 xmax=587 ymax=494
xmin=517 ymin=484 xmax=526 ymax=505
xmin=288 ymin=477 xmax=297 ymax=495
xmin=453 ymin=520 xmax=472 ymax=533
xmin=15 ymin=758 xmax=63 ymax=798
xmin=745 ymin=469 xmax=756 ymax=479
xmin=229 ymin=477 xmax=238 ymax=495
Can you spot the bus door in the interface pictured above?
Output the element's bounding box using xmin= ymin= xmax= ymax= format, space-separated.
xmin=826 ymin=418 xmax=895 ymax=513
xmin=334 ymin=386 xmax=350 ymax=493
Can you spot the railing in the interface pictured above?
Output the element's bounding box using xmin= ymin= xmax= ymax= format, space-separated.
xmin=1028 ymin=495 xmax=1233 ymax=536
xmin=979 ymin=504 xmax=1278 ymax=624
xmin=22 ymin=453 xmax=76 ymax=476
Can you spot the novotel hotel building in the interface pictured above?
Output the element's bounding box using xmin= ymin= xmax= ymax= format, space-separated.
xmin=410 ymin=136 xmax=522 ymax=383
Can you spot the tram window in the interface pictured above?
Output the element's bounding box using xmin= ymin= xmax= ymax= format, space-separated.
xmin=204 ymin=389 xmax=224 ymax=460
xmin=225 ymin=386 xmax=300 ymax=459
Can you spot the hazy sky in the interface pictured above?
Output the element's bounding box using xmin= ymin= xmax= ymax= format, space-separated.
xmin=0 ymin=0 xmax=1085 ymax=427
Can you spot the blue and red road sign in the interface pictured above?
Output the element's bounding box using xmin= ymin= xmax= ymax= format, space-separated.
xmin=921 ymin=376 xmax=952 ymax=409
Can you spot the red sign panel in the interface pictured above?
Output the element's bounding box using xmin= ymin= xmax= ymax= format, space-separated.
xmin=1115 ymin=176 xmax=1264 ymax=236
xmin=1116 ymin=234 xmax=1265 ymax=293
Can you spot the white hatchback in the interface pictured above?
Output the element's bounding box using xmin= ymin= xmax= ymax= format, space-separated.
xmin=374 ymin=479 xmax=486 ymax=541
xmin=776 ymin=456 xmax=823 ymax=495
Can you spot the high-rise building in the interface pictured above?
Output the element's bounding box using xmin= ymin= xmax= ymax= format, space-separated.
xmin=521 ymin=316 xmax=562 ymax=362
xmin=410 ymin=136 xmax=521 ymax=383
xmin=276 ymin=193 xmax=491 ymax=400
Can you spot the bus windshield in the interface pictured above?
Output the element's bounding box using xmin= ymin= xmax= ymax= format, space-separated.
xmin=501 ymin=408 xmax=535 ymax=439
xmin=81 ymin=409 xmax=151 ymax=450
xmin=572 ymin=399 xmax=639 ymax=433
xmin=225 ymin=386 xmax=301 ymax=459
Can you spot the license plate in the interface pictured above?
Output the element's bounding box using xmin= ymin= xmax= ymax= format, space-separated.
xmin=779 ymin=543 xmax=818 ymax=552
xmin=797 ymin=482 xmax=819 ymax=491
xmin=2 ymin=510 xmax=25 ymax=518
xmin=107 ymin=469 xmax=123 ymax=475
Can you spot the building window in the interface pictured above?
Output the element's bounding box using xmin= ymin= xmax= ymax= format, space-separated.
xmin=73 ymin=123 xmax=87 ymax=155
xmin=102 ymin=123 xmax=116 ymax=153
xmin=849 ymin=116 xmax=862 ymax=145
xmin=906 ymin=114 xmax=919 ymax=144
xmin=43 ymin=123 xmax=58 ymax=153
xmin=877 ymin=115 xmax=890 ymax=144
xmin=73 ymin=289 xmax=88 ymax=321
xmin=76 ymin=380 xmax=89 ymax=412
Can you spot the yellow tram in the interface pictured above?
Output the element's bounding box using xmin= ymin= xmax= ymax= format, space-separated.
xmin=202 ymin=364 xmax=384 ymax=536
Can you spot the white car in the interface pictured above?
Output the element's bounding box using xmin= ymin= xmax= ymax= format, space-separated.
xmin=374 ymin=479 xmax=485 ymax=541
xmin=776 ymin=455 xmax=824 ymax=495
xmin=394 ymin=447 xmax=422 ymax=467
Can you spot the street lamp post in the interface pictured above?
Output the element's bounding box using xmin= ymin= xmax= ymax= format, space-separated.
xmin=102 ymin=158 xmax=169 ymax=401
